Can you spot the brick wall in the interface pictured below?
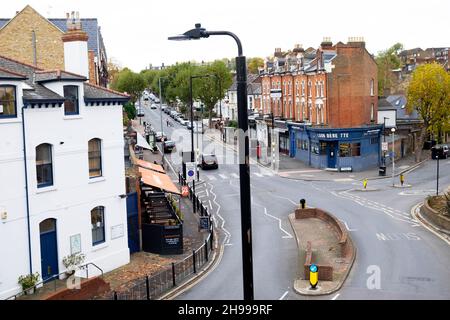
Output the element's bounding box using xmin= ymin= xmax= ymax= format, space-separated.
xmin=328 ymin=42 xmax=378 ymax=128
xmin=88 ymin=50 xmax=96 ymax=84
xmin=0 ymin=6 xmax=64 ymax=70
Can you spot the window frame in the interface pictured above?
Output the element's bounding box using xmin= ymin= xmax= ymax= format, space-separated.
xmin=0 ymin=85 xmax=17 ymax=119
xmin=88 ymin=138 xmax=103 ymax=178
xmin=36 ymin=143 xmax=54 ymax=188
xmin=91 ymin=206 xmax=106 ymax=246
xmin=63 ymin=85 xmax=79 ymax=115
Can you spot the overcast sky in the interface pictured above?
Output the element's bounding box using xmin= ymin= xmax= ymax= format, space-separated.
xmin=3 ymin=0 xmax=450 ymax=71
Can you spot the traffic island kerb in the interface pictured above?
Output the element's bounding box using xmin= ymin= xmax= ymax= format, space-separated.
xmin=289 ymin=207 xmax=357 ymax=296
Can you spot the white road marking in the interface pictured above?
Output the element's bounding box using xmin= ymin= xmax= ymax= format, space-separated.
xmin=339 ymin=219 xmax=358 ymax=232
xmin=207 ymin=175 xmax=217 ymax=181
xmin=208 ymin=182 xmax=231 ymax=245
xmin=219 ymin=174 xmax=228 ymax=180
xmin=231 ymin=173 xmax=240 ymax=179
xmin=253 ymin=172 xmax=264 ymax=178
xmin=272 ymin=195 xmax=298 ymax=206
xmin=264 ymin=207 xmax=293 ymax=239
xmin=331 ymin=293 xmax=340 ymax=300
xmin=209 ymin=200 xmax=213 ymax=210
xmin=334 ymin=178 xmax=355 ymax=182
xmin=279 ymin=291 xmax=289 ymax=300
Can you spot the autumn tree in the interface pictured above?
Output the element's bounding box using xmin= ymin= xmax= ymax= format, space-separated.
xmin=376 ymin=43 xmax=403 ymax=96
xmin=247 ymin=57 xmax=264 ymax=74
xmin=107 ymin=58 xmax=123 ymax=88
xmin=407 ymin=62 xmax=450 ymax=161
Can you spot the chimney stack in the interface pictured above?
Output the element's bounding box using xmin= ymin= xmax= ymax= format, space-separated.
xmin=274 ymin=48 xmax=283 ymax=58
xmin=62 ymin=11 xmax=89 ymax=78
xmin=321 ymin=37 xmax=333 ymax=49
xmin=347 ymin=37 xmax=365 ymax=48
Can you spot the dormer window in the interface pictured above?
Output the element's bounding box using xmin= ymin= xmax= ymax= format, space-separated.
xmin=64 ymin=85 xmax=79 ymax=115
xmin=0 ymin=85 xmax=17 ymax=118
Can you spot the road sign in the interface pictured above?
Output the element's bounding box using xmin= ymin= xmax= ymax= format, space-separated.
xmin=199 ymin=217 xmax=210 ymax=230
xmin=186 ymin=162 xmax=196 ymax=183
xmin=270 ymin=89 xmax=282 ymax=99
xmin=382 ymin=142 xmax=388 ymax=152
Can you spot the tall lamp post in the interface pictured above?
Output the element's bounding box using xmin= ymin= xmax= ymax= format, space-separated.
xmin=382 ymin=117 xmax=389 ymax=166
xmin=391 ymin=127 xmax=396 ymax=187
xmin=159 ymin=76 xmax=168 ymax=164
xmin=436 ymin=153 xmax=440 ymax=196
xmin=170 ymin=24 xmax=254 ymax=300
xmin=190 ymin=74 xmax=213 ymax=182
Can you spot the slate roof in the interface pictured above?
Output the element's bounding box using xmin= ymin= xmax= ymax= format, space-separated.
xmin=35 ymin=70 xmax=87 ymax=83
xmin=0 ymin=54 xmax=128 ymax=104
xmin=0 ymin=18 xmax=104 ymax=59
xmin=379 ymin=95 xmax=420 ymax=120
xmin=0 ymin=67 xmax=27 ymax=80
xmin=22 ymin=85 xmax=65 ymax=103
xmin=84 ymin=83 xmax=130 ymax=103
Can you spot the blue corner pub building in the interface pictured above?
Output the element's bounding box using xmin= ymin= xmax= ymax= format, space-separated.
xmin=288 ymin=124 xmax=382 ymax=171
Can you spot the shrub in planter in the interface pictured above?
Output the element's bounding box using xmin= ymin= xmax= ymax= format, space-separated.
xmin=444 ymin=192 xmax=450 ymax=216
xmin=62 ymin=253 xmax=86 ymax=275
xmin=18 ymin=272 xmax=40 ymax=294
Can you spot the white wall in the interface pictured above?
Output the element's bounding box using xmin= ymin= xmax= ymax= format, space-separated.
xmin=0 ymin=80 xmax=129 ymax=299
xmin=64 ymin=41 xmax=89 ymax=78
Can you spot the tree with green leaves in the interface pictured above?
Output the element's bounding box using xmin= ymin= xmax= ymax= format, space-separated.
xmin=196 ymin=60 xmax=233 ymax=127
xmin=376 ymin=43 xmax=403 ymax=96
xmin=247 ymin=57 xmax=264 ymax=74
xmin=407 ymin=62 xmax=450 ymax=161
xmin=111 ymin=69 xmax=146 ymax=104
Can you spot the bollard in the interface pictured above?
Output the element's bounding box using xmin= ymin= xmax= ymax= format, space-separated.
xmin=300 ymin=199 xmax=306 ymax=209
xmin=172 ymin=263 xmax=176 ymax=287
xmin=145 ymin=276 xmax=150 ymax=300
xmin=205 ymin=240 xmax=209 ymax=261
xmin=400 ymin=174 xmax=405 ymax=186
xmin=363 ymin=178 xmax=368 ymax=189
xmin=309 ymin=264 xmax=318 ymax=289
xmin=192 ymin=250 xmax=197 ymax=273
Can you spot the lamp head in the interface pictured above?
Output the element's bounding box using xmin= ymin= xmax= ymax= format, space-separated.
xmin=391 ymin=128 xmax=396 ymax=133
xmin=168 ymin=23 xmax=208 ymax=41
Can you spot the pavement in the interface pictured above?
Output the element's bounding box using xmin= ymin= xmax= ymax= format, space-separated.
xmin=277 ymin=152 xmax=430 ymax=182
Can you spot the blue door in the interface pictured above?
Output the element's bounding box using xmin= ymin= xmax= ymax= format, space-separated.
xmin=126 ymin=192 xmax=140 ymax=254
xmin=40 ymin=219 xmax=59 ymax=282
xmin=327 ymin=141 xmax=338 ymax=168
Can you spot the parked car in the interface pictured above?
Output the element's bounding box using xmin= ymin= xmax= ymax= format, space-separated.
xmin=431 ymin=144 xmax=449 ymax=159
xmin=186 ymin=122 xmax=193 ymax=130
xmin=179 ymin=119 xmax=189 ymax=126
xmin=200 ymin=154 xmax=218 ymax=169
xmin=150 ymin=104 xmax=157 ymax=109
xmin=163 ymin=140 xmax=176 ymax=153
xmin=155 ymin=131 xmax=167 ymax=142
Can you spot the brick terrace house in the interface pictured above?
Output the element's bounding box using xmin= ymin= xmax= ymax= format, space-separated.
xmin=258 ymin=38 xmax=382 ymax=171
xmin=0 ymin=5 xmax=109 ymax=87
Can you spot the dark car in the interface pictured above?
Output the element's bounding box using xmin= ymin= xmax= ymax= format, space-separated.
xmin=163 ymin=140 xmax=176 ymax=153
xmin=200 ymin=154 xmax=218 ymax=170
xmin=155 ymin=132 xmax=167 ymax=142
xmin=431 ymin=144 xmax=449 ymax=159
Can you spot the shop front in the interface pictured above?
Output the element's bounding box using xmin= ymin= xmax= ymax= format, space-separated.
xmin=289 ymin=125 xmax=382 ymax=171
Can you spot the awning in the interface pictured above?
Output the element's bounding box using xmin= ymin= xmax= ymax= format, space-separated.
xmin=139 ymin=167 xmax=180 ymax=195
xmin=135 ymin=159 xmax=165 ymax=174
xmin=136 ymin=132 xmax=152 ymax=150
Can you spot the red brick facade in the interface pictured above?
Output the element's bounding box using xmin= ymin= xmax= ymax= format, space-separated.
xmin=260 ymin=39 xmax=378 ymax=128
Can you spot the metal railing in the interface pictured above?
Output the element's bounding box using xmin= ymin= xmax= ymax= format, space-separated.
xmin=109 ymin=231 xmax=213 ymax=300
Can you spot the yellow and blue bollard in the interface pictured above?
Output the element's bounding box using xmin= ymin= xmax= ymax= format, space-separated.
xmin=309 ymin=264 xmax=318 ymax=289
xmin=363 ymin=178 xmax=368 ymax=190
xmin=400 ymin=174 xmax=405 ymax=186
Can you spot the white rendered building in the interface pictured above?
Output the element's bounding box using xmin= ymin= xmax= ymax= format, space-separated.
xmin=0 ymin=17 xmax=130 ymax=299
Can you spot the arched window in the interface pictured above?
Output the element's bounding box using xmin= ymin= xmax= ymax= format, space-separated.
xmin=91 ymin=206 xmax=105 ymax=245
xmin=36 ymin=143 xmax=53 ymax=188
xmin=88 ymin=138 xmax=102 ymax=178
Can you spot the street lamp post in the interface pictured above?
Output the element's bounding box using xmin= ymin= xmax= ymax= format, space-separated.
xmin=391 ymin=127 xmax=396 ymax=187
xmin=436 ymin=153 xmax=440 ymax=196
xmin=159 ymin=76 xmax=168 ymax=165
xmin=170 ymin=24 xmax=254 ymax=300
xmin=382 ymin=117 xmax=389 ymax=166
